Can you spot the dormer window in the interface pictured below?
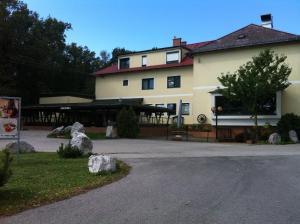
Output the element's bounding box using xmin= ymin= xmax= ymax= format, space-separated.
xmin=119 ymin=58 xmax=130 ymax=69
xmin=166 ymin=51 xmax=179 ymax=64
xmin=142 ymin=55 xmax=147 ymax=67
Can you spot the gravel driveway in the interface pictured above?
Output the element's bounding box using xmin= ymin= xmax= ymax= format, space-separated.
xmin=1 ymin=130 xmax=300 ymax=224
xmin=0 ymin=130 xmax=300 ymax=158
xmin=2 ymin=156 xmax=300 ymax=224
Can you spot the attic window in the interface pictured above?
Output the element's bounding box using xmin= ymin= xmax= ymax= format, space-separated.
xmin=237 ymin=34 xmax=246 ymax=39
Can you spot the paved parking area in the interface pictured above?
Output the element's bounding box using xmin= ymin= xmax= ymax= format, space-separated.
xmin=1 ymin=130 xmax=300 ymax=224
xmin=2 ymin=156 xmax=300 ymax=224
xmin=0 ymin=130 xmax=299 ymax=158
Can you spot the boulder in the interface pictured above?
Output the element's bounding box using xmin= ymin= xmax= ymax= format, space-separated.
xmin=63 ymin=125 xmax=72 ymax=134
xmin=88 ymin=155 xmax=116 ymax=173
xmin=106 ymin=126 xmax=117 ymax=138
xmin=71 ymin=122 xmax=85 ymax=137
xmin=49 ymin=126 xmax=64 ymax=136
xmin=70 ymin=131 xmax=92 ymax=155
xmin=268 ymin=133 xmax=281 ymax=144
xmin=289 ymin=130 xmax=299 ymax=143
xmin=5 ymin=141 xmax=35 ymax=153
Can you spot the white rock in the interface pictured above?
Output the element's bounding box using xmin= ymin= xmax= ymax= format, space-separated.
xmin=106 ymin=126 xmax=117 ymax=138
xmin=289 ymin=130 xmax=299 ymax=143
xmin=49 ymin=126 xmax=64 ymax=136
xmin=71 ymin=122 xmax=85 ymax=137
xmin=88 ymin=155 xmax=116 ymax=173
xmin=70 ymin=132 xmax=92 ymax=155
xmin=268 ymin=133 xmax=281 ymax=144
xmin=5 ymin=141 xmax=36 ymax=153
xmin=63 ymin=125 xmax=72 ymax=134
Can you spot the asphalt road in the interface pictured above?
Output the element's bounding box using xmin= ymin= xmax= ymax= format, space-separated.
xmin=1 ymin=130 xmax=300 ymax=158
xmin=2 ymin=156 xmax=300 ymax=224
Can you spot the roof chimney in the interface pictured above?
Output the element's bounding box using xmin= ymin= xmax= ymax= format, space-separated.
xmin=173 ymin=36 xmax=182 ymax=46
xmin=181 ymin=41 xmax=187 ymax=46
xmin=261 ymin=14 xmax=273 ymax=28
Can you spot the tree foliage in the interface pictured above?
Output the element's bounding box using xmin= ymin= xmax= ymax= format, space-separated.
xmin=218 ymin=49 xmax=292 ymax=140
xmin=0 ymin=0 xmax=101 ymax=104
xmin=277 ymin=113 xmax=300 ymax=141
xmin=117 ymin=107 xmax=139 ymax=138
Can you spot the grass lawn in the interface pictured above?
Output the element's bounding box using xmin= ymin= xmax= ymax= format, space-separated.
xmin=0 ymin=152 xmax=130 ymax=216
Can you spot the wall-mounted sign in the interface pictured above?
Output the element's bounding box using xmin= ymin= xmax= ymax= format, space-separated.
xmin=0 ymin=97 xmax=21 ymax=139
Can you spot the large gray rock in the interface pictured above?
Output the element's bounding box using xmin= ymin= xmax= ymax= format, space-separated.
xmin=63 ymin=125 xmax=72 ymax=134
xmin=88 ymin=155 xmax=116 ymax=173
xmin=268 ymin=133 xmax=281 ymax=144
xmin=289 ymin=130 xmax=299 ymax=143
xmin=49 ymin=126 xmax=64 ymax=136
xmin=70 ymin=131 xmax=92 ymax=155
xmin=5 ymin=141 xmax=36 ymax=153
xmin=71 ymin=122 xmax=85 ymax=137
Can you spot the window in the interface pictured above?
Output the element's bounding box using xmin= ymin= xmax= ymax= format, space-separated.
xmin=167 ymin=103 xmax=176 ymax=115
xmin=166 ymin=51 xmax=179 ymax=64
xmin=142 ymin=78 xmax=154 ymax=90
xmin=215 ymin=95 xmax=277 ymax=116
xmin=119 ymin=58 xmax=129 ymax=69
xmin=123 ymin=80 xmax=128 ymax=86
xmin=167 ymin=76 xmax=181 ymax=88
xmin=181 ymin=103 xmax=190 ymax=115
xmin=142 ymin=55 xmax=147 ymax=67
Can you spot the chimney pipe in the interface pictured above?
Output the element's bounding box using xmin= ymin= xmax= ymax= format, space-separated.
xmin=261 ymin=14 xmax=273 ymax=28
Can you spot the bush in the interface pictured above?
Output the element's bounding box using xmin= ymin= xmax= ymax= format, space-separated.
xmin=57 ymin=143 xmax=83 ymax=158
xmin=0 ymin=150 xmax=13 ymax=187
xmin=277 ymin=113 xmax=300 ymax=141
xmin=117 ymin=107 xmax=139 ymax=138
xmin=235 ymin=132 xmax=246 ymax=143
xmin=259 ymin=123 xmax=275 ymax=141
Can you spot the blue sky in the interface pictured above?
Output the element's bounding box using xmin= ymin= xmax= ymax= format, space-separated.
xmin=23 ymin=0 xmax=300 ymax=55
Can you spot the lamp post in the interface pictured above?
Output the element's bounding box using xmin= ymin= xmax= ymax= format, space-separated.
xmin=211 ymin=106 xmax=223 ymax=141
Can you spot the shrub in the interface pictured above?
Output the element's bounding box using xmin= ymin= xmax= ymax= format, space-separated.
xmin=57 ymin=143 xmax=83 ymax=158
xmin=235 ymin=132 xmax=246 ymax=143
xmin=117 ymin=107 xmax=139 ymax=138
xmin=259 ymin=123 xmax=275 ymax=141
xmin=0 ymin=150 xmax=13 ymax=187
xmin=277 ymin=113 xmax=300 ymax=141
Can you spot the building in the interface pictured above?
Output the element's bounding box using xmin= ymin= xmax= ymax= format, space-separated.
xmin=94 ymin=15 xmax=300 ymax=128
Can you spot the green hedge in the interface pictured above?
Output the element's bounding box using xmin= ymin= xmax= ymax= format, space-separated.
xmin=277 ymin=113 xmax=300 ymax=141
xmin=117 ymin=107 xmax=139 ymax=138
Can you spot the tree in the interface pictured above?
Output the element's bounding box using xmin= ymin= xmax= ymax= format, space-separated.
xmin=217 ymin=49 xmax=291 ymax=141
xmin=99 ymin=50 xmax=111 ymax=67
xmin=0 ymin=0 xmax=101 ymax=104
xmin=109 ymin=47 xmax=132 ymax=65
xmin=117 ymin=107 xmax=139 ymax=138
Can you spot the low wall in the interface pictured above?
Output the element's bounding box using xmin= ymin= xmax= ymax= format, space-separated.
xmin=23 ymin=125 xmax=248 ymax=141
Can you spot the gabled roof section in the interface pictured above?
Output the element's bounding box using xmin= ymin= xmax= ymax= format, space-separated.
xmin=94 ymin=40 xmax=211 ymax=76
xmin=185 ymin=41 xmax=212 ymax=50
xmin=192 ymin=24 xmax=300 ymax=54
xmin=94 ymin=56 xmax=193 ymax=76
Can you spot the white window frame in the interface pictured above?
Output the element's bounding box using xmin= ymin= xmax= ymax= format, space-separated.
xmin=210 ymin=91 xmax=282 ymax=126
xmin=181 ymin=103 xmax=190 ymax=115
xmin=166 ymin=50 xmax=181 ymax=64
xmin=142 ymin=55 xmax=147 ymax=67
xmin=118 ymin=57 xmax=130 ymax=69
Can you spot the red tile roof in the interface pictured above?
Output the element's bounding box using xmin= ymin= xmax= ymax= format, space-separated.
xmin=94 ymin=56 xmax=194 ymax=76
xmin=94 ymin=41 xmax=211 ymax=76
xmin=185 ymin=41 xmax=211 ymax=50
